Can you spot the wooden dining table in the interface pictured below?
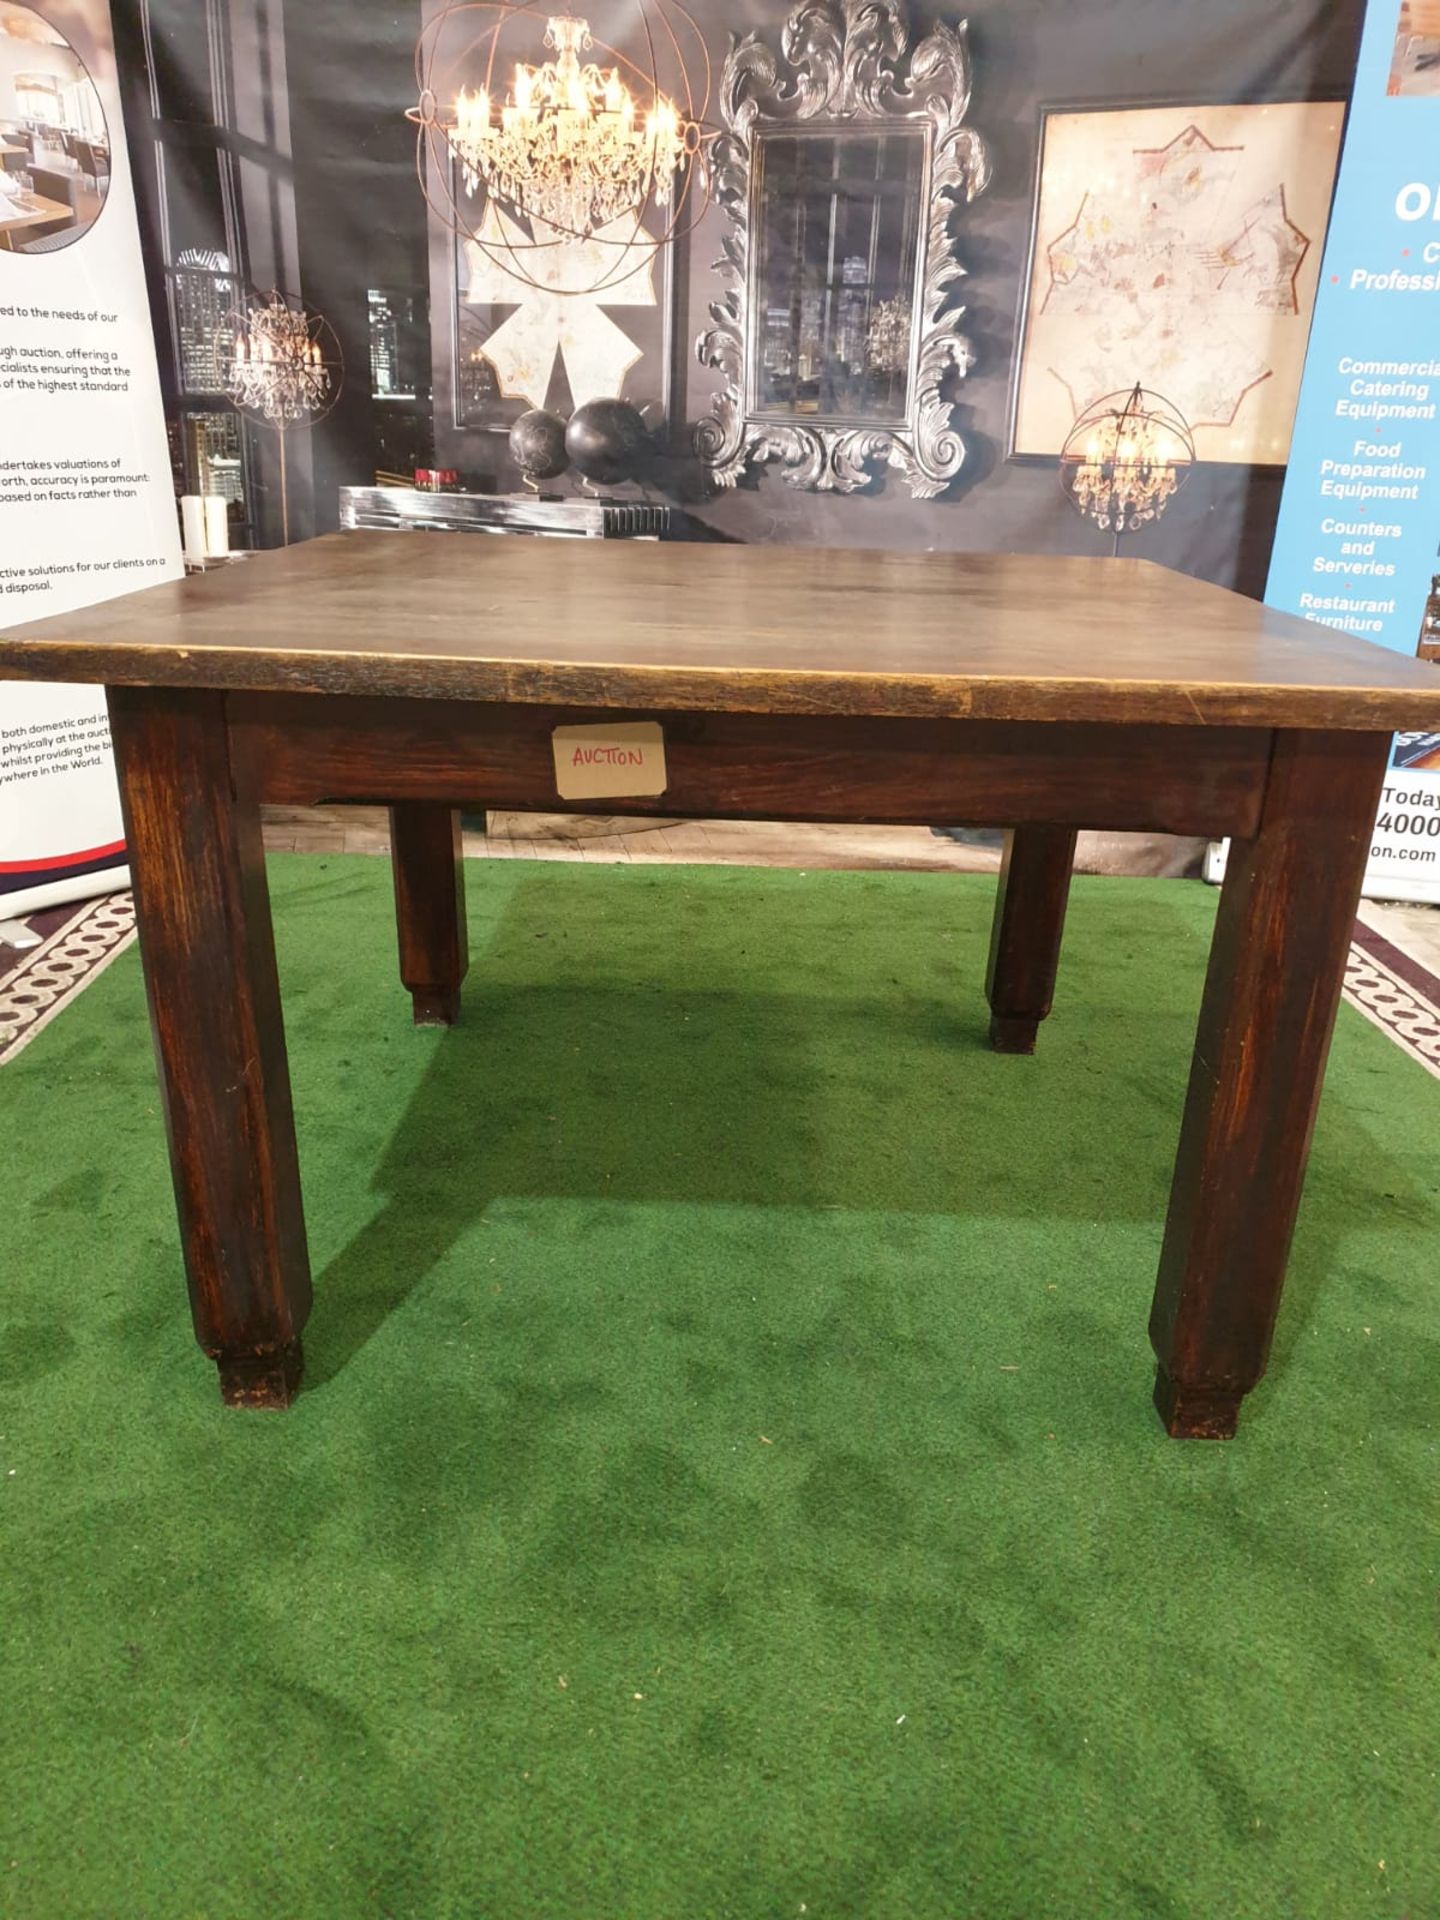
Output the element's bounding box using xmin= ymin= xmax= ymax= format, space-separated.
xmin=3 ymin=534 xmax=1438 ymax=1436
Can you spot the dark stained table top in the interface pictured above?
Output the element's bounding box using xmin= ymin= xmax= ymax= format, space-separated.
xmin=3 ymin=533 xmax=1439 ymax=729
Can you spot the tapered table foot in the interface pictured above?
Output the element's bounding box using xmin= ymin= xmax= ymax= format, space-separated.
xmin=411 ymin=988 xmax=461 ymax=1029
xmin=988 ymin=1012 xmax=1039 ymax=1055
xmin=218 ymin=1338 xmax=305 ymax=1410
xmin=1153 ymin=1368 xmax=1241 ymax=1440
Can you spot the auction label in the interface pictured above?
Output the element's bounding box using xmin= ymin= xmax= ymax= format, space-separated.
xmin=0 ymin=0 xmax=181 ymax=915
xmin=552 ymin=723 xmax=668 ymax=801
xmin=1265 ymin=0 xmax=1440 ymax=900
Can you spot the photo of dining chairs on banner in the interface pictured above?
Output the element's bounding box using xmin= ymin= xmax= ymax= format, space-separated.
xmin=0 ymin=1 xmax=109 ymax=255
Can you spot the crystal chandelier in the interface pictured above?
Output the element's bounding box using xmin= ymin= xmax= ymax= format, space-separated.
xmin=221 ymin=290 xmax=341 ymax=546
xmin=225 ymin=292 xmax=332 ymax=427
xmin=446 ymin=12 xmax=693 ymax=241
xmin=409 ymin=1 xmax=711 ymax=298
xmin=1060 ymin=385 xmax=1195 ymax=537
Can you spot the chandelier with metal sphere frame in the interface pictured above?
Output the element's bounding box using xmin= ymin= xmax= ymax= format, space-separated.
xmin=221 ymin=289 xmax=343 ymax=545
xmin=1059 ymin=384 xmax=1196 ymax=551
xmin=407 ymin=0 xmax=712 ymax=299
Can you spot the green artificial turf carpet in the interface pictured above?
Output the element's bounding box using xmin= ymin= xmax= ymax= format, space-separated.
xmin=3 ymin=855 xmax=1438 ymax=1920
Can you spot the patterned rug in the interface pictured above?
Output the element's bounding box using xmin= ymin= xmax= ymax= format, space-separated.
xmin=1346 ymin=915 xmax=1440 ymax=1082
xmin=0 ymin=891 xmax=137 ymax=1066
xmin=1 ymin=882 xmax=1437 ymax=1081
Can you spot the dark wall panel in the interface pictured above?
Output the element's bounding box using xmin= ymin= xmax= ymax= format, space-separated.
xmin=122 ymin=0 xmax=1365 ymax=592
xmin=671 ymin=0 xmax=1365 ymax=588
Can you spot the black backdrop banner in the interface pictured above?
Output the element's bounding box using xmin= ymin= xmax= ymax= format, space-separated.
xmin=113 ymin=0 xmax=1363 ymax=594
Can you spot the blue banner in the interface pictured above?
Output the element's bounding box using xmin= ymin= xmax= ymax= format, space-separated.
xmin=1265 ymin=0 xmax=1440 ymax=900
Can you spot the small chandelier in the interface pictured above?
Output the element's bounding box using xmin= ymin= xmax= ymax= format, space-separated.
xmin=410 ymin=0 xmax=711 ymax=298
xmin=1060 ymin=385 xmax=1195 ymax=538
xmin=221 ymin=289 xmax=342 ymax=546
xmin=448 ymin=13 xmax=692 ymax=239
xmin=225 ymin=291 xmax=333 ymax=427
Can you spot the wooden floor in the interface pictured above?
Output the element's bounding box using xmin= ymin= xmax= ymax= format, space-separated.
xmin=259 ymin=806 xmax=1219 ymax=878
xmin=260 ymin=805 xmax=1006 ymax=871
xmin=5 ymin=816 xmax=1438 ymax=1073
xmin=1361 ymin=897 xmax=1440 ymax=971
xmin=258 ymin=806 xmax=1440 ymax=974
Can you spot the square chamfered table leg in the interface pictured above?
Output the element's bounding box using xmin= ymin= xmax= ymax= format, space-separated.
xmin=1148 ymin=730 xmax=1391 ymax=1439
xmin=108 ymin=686 xmax=312 ymax=1408
xmin=388 ymin=803 xmax=468 ymax=1027
xmin=986 ymin=827 xmax=1078 ymax=1053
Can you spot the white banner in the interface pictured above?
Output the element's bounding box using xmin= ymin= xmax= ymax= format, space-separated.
xmin=0 ymin=0 xmax=181 ymax=919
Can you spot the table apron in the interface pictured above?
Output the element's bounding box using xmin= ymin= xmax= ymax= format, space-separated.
xmin=225 ymin=694 xmax=1272 ymax=838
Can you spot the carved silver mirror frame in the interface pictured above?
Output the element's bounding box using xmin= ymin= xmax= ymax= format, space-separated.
xmin=694 ymin=0 xmax=991 ymax=497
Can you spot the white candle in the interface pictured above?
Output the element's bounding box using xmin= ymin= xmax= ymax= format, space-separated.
xmin=180 ymin=494 xmax=206 ymax=564
xmin=203 ymin=495 xmax=229 ymax=559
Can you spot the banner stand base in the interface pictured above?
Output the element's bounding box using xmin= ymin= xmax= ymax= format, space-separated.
xmin=0 ymin=863 xmax=132 ymax=923
xmin=0 ymin=918 xmax=43 ymax=952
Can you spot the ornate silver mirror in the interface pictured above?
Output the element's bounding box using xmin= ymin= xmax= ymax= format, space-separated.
xmin=695 ymin=0 xmax=990 ymax=497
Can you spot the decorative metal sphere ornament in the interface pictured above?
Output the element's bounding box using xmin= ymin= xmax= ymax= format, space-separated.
xmin=564 ymin=397 xmax=650 ymax=486
xmin=1059 ymin=384 xmax=1195 ymax=542
xmin=509 ymin=407 xmax=571 ymax=487
xmin=408 ymin=0 xmax=713 ymax=299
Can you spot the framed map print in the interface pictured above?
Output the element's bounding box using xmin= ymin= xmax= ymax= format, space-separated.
xmin=1010 ymin=102 xmax=1345 ymax=465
